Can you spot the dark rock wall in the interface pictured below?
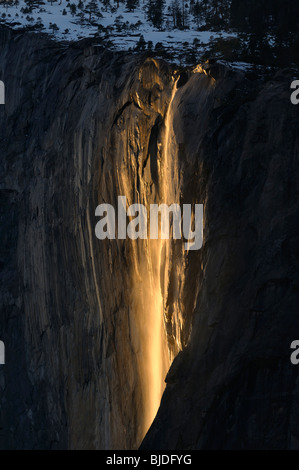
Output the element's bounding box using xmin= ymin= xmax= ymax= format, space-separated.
xmin=142 ymin=64 xmax=299 ymax=449
xmin=0 ymin=27 xmax=152 ymax=449
xmin=0 ymin=26 xmax=298 ymax=450
xmin=0 ymin=27 xmax=183 ymax=449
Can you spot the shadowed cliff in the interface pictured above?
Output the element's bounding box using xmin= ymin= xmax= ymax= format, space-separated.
xmin=0 ymin=26 xmax=299 ymax=450
xmin=142 ymin=64 xmax=299 ymax=449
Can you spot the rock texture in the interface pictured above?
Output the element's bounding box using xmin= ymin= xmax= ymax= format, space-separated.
xmin=142 ymin=64 xmax=299 ymax=449
xmin=0 ymin=26 xmax=184 ymax=450
xmin=0 ymin=25 xmax=299 ymax=450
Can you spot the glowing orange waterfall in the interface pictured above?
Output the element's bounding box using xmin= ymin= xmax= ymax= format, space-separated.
xmin=139 ymin=77 xmax=180 ymax=436
xmin=116 ymin=76 xmax=180 ymax=445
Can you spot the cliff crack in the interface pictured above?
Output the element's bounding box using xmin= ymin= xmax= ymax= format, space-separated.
xmin=112 ymin=100 xmax=142 ymax=128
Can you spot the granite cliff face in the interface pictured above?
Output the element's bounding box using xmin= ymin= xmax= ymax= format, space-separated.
xmin=0 ymin=26 xmax=298 ymax=449
xmin=142 ymin=66 xmax=299 ymax=449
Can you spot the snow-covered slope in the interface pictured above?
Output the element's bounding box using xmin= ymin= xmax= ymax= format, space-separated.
xmin=0 ymin=0 xmax=235 ymax=62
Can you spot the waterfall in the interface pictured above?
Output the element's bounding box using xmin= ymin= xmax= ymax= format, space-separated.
xmin=127 ymin=77 xmax=185 ymax=441
xmin=113 ymin=71 xmax=189 ymax=445
xmin=140 ymin=78 xmax=181 ymax=436
xmin=158 ymin=77 xmax=186 ymax=360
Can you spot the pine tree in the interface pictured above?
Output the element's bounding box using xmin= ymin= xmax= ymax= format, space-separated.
xmin=135 ymin=34 xmax=146 ymax=50
xmin=86 ymin=0 xmax=99 ymax=20
xmin=169 ymin=0 xmax=183 ymax=29
xmin=145 ymin=0 xmax=165 ymax=29
xmin=193 ymin=0 xmax=201 ymax=28
xmin=50 ymin=22 xmax=59 ymax=33
xmin=126 ymin=0 xmax=138 ymax=12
